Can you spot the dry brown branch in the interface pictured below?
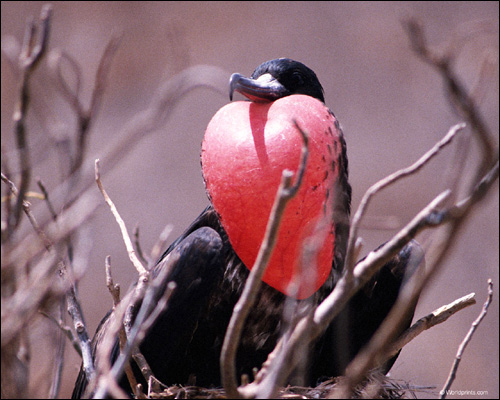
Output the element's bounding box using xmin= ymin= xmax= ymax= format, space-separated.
xmin=48 ymin=35 xmax=121 ymax=177
xmin=149 ymin=224 xmax=174 ymax=269
xmin=3 ymin=186 xmax=101 ymax=270
xmin=2 ymin=166 xmax=97 ymax=400
xmin=91 ymin=259 xmax=177 ymax=398
xmin=36 ymin=178 xmax=58 ymax=221
xmin=95 ymin=159 xmax=148 ymax=276
xmin=133 ymin=225 xmax=151 ymax=267
xmin=90 ymin=160 xmax=181 ymax=397
xmin=105 ymin=255 xmax=139 ymax=396
xmin=40 ymin=310 xmax=82 ymax=357
xmin=403 ymin=18 xmax=497 ymax=183
xmin=248 ymin=157 xmax=451 ymax=396
xmin=1 ymin=172 xmax=95 ymax=389
xmin=344 ymin=122 xmax=465 ymax=274
xmin=94 ymin=159 xmax=152 ymax=396
xmin=220 ymin=123 xmax=309 ymax=398
xmin=26 ymin=64 xmax=228 ymax=231
xmin=387 ymin=293 xmax=476 ymax=361
xmin=1 ymin=6 xmax=118 ymax=398
xmin=8 ymin=4 xmax=52 ymax=235
xmin=439 ymin=280 xmax=494 ymax=399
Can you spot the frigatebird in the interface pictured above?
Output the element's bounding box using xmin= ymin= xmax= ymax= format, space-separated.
xmin=72 ymin=58 xmax=422 ymax=397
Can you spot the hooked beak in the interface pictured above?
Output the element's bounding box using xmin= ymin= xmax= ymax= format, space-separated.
xmin=229 ymin=73 xmax=289 ymax=102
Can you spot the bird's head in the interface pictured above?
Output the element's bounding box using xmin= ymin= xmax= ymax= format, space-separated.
xmin=229 ymin=58 xmax=325 ymax=103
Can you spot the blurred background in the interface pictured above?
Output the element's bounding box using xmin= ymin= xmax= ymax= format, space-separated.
xmin=1 ymin=2 xmax=498 ymax=398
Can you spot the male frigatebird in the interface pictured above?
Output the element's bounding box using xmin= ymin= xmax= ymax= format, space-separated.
xmin=72 ymin=58 xmax=422 ymax=397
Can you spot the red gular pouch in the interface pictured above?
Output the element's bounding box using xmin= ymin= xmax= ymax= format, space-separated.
xmin=201 ymin=94 xmax=342 ymax=299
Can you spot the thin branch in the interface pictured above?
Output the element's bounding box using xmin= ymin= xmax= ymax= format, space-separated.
xmin=440 ymin=280 xmax=494 ymax=399
xmin=73 ymin=36 xmax=122 ymax=175
xmin=324 ymin=20 xmax=499 ymax=396
xmin=149 ymin=224 xmax=174 ymax=269
xmin=49 ymin=49 xmax=83 ymax=114
xmin=344 ymin=122 xmax=465 ymax=274
xmin=387 ymin=293 xmax=476 ymax=361
xmin=105 ymin=255 xmax=139 ymax=395
xmin=40 ymin=311 xmax=82 ymax=357
xmin=3 ymin=185 xmax=101 ymax=271
xmin=36 ymin=178 xmax=58 ymax=221
xmin=105 ymin=255 xmax=121 ymax=307
xmin=95 ymin=159 xmax=148 ymax=276
xmin=133 ymin=225 xmax=151 ymax=266
xmin=2 ymin=172 xmax=98 ymax=387
xmin=91 ymin=160 xmax=182 ymax=397
xmin=1 ymin=173 xmax=93 ymax=378
xmin=92 ymin=257 xmax=177 ymax=399
xmin=9 ymin=4 xmax=52 ymax=235
xmin=27 ymin=65 xmax=227 ymax=235
xmin=221 ymin=123 xmax=309 ymax=398
xmin=335 ymin=146 xmax=498 ymax=397
xmin=403 ymin=17 xmax=497 ymax=183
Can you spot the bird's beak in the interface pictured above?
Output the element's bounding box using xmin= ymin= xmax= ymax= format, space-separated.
xmin=229 ymin=73 xmax=289 ymax=102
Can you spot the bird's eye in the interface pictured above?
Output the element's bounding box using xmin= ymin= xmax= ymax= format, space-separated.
xmin=290 ymin=72 xmax=304 ymax=87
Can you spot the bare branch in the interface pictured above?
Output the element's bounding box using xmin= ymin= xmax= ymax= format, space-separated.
xmin=40 ymin=311 xmax=82 ymax=357
xmin=403 ymin=17 xmax=497 ymax=183
xmin=387 ymin=293 xmax=476 ymax=361
xmin=105 ymin=256 xmax=121 ymax=307
xmin=9 ymin=4 xmax=52 ymax=236
xmin=36 ymin=178 xmax=58 ymax=221
xmin=1 ymin=172 xmax=94 ymax=383
xmin=344 ymin=122 xmax=464 ymax=274
xmin=133 ymin=225 xmax=151 ymax=267
xmin=440 ymin=280 xmax=494 ymax=399
xmin=104 ymin=255 xmax=139 ymax=395
xmin=149 ymin=224 xmax=174 ymax=269
xmin=92 ymin=256 xmax=178 ymax=398
xmin=95 ymin=159 xmax=148 ymax=276
xmin=221 ymin=123 xmax=309 ymax=398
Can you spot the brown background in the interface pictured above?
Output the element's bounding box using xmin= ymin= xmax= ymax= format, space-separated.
xmin=1 ymin=2 xmax=498 ymax=398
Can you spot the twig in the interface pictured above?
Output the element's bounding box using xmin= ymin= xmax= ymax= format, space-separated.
xmin=344 ymin=122 xmax=464 ymax=274
xmin=149 ymin=224 xmax=174 ymax=269
xmin=440 ymin=280 xmax=494 ymax=399
xmin=48 ymin=301 xmax=67 ymax=399
xmin=40 ymin=311 xmax=82 ymax=357
xmin=326 ymin=20 xmax=499 ymax=396
xmin=387 ymin=293 xmax=476 ymax=360
xmin=1 ymin=172 xmax=94 ymax=381
xmin=105 ymin=255 xmax=121 ymax=307
xmin=133 ymin=225 xmax=151 ymax=266
xmin=92 ymin=256 xmax=178 ymax=398
xmin=95 ymin=159 xmax=148 ymax=276
xmin=403 ymin=18 xmax=497 ymax=184
xmin=3 ymin=184 xmax=101 ymax=271
xmin=75 ymin=36 xmax=122 ymax=175
xmin=36 ymin=178 xmax=58 ymax=221
xmin=92 ymin=160 xmax=181 ymax=397
xmin=105 ymin=255 xmax=139 ymax=395
xmin=334 ymin=161 xmax=498 ymax=397
xmin=9 ymin=4 xmax=52 ymax=234
xmin=26 ymin=64 xmax=227 ymax=237
xmin=220 ymin=122 xmax=309 ymax=398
